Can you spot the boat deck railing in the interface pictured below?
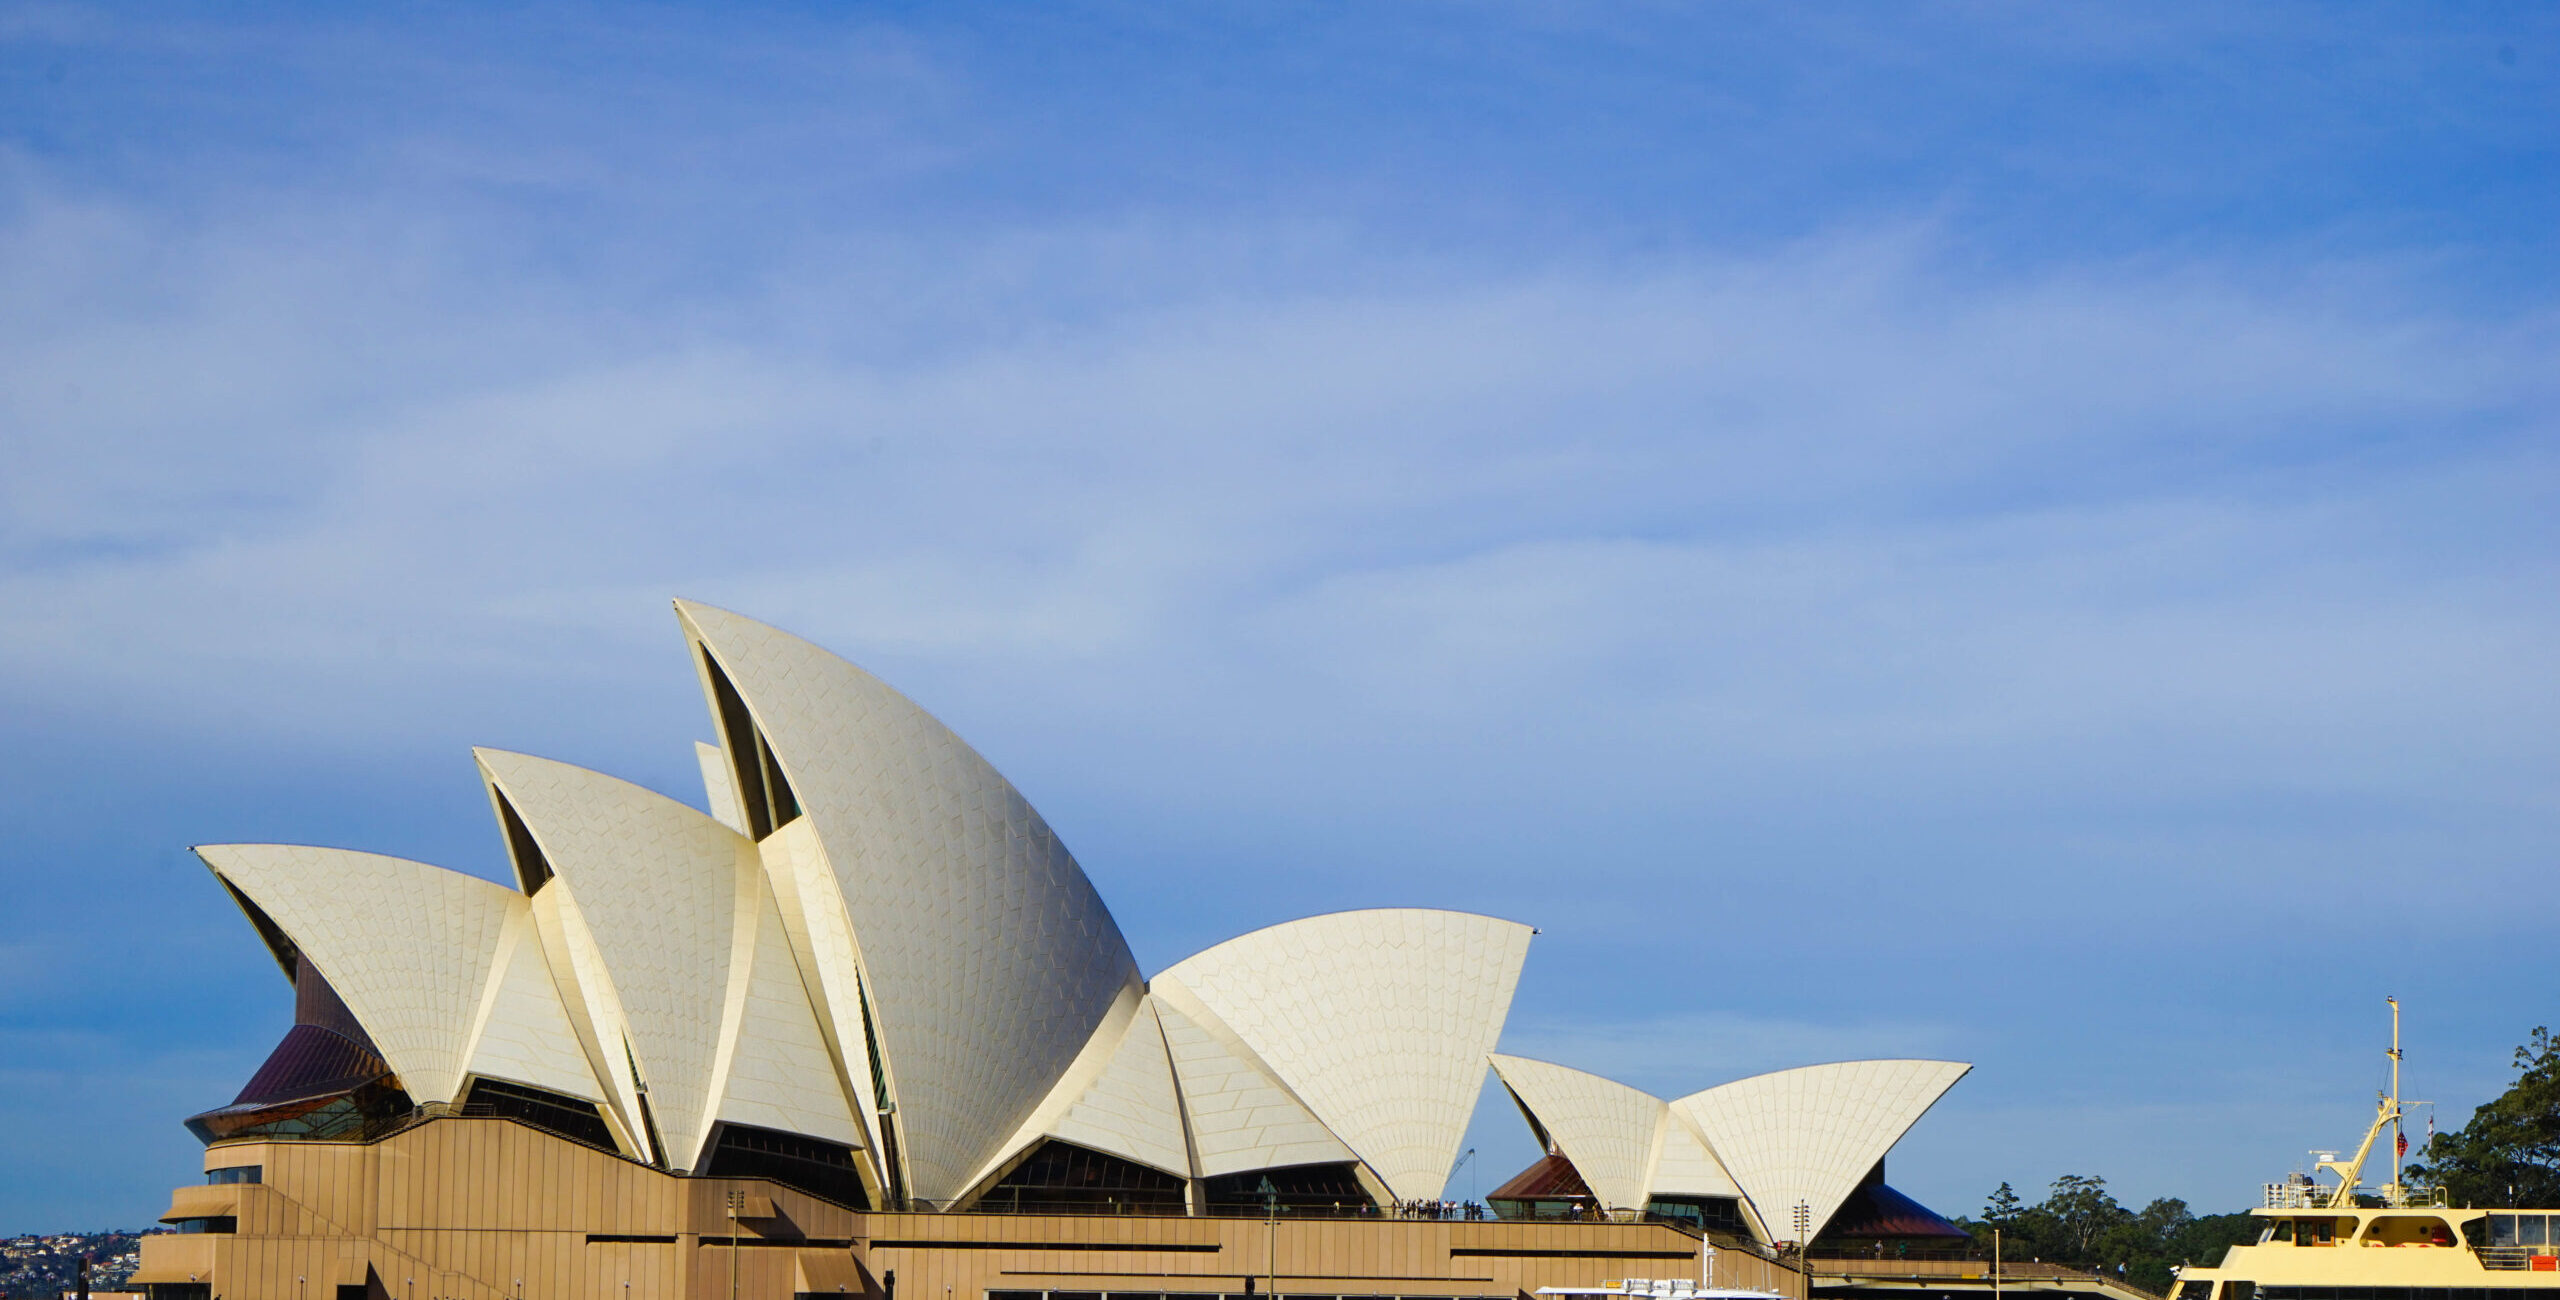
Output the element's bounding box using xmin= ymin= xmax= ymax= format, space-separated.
xmin=2475 ymin=1246 xmax=2560 ymax=1270
xmin=2262 ymin=1183 xmax=2449 ymax=1210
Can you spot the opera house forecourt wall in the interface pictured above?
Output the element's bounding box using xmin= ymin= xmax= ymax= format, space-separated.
xmin=136 ymin=601 xmax=1969 ymax=1300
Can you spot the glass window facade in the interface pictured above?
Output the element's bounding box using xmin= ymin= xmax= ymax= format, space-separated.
xmin=701 ymin=1121 xmax=870 ymax=1209
xmin=984 ymin=1140 xmax=1187 ymax=1215
xmin=1203 ymin=1163 xmax=1373 ymax=1216
xmin=1645 ymin=1196 xmax=1749 ymax=1235
xmin=459 ymin=1077 xmax=620 ymax=1153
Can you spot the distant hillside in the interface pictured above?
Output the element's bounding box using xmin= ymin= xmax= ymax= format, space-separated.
xmin=1 ymin=1231 xmax=151 ymax=1298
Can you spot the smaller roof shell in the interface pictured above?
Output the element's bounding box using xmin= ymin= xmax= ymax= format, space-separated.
xmin=1156 ymin=908 xmax=1533 ymax=1202
xmin=1672 ymin=1059 xmax=1970 ymax=1243
xmin=1489 ymin=1054 xmax=1674 ymax=1213
xmin=477 ymin=749 xmax=756 ymax=1170
xmin=1150 ymin=991 xmax=1356 ymax=1178
xmin=195 ymin=844 xmax=600 ymax=1108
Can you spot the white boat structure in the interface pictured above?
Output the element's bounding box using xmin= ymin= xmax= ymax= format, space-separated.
xmin=2170 ymin=1000 xmax=2560 ymax=1300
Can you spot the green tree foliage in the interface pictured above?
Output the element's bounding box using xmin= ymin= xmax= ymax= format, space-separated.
xmin=1956 ymin=1174 xmax=2260 ymax=1294
xmin=2405 ymin=1027 xmax=2560 ymax=1208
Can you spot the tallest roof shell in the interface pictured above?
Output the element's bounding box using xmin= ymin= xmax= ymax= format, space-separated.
xmin=673 ymin=600 xmax=1142 ymax=1204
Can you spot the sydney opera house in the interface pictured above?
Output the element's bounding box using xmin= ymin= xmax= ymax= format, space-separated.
xmin=136 ymin=601 xmax=1970 ymax=1300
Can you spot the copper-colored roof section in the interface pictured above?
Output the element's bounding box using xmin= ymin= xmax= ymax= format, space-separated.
xmin=1488 ymin=1151 xmax=1595 ymax=1203
xmin=185 ymin=959 xmax=403 ymax=1143
xmin=228 ymin=1024 xmax=391 ymax=1109
xmin=1818 ymin=1177 xmax=1971 ymax=1240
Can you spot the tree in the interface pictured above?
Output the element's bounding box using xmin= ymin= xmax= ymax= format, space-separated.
xmin=2045 ymin=1174 xmax=2129 ymax=1259
xmin=2405 ymin=1027 xmax=2560 ymax=1208
xmin=1984 ymin=1182 xmax=2024 ymax=1227
xmin=1954 ymin=1177 xmax=2260 ymax=1293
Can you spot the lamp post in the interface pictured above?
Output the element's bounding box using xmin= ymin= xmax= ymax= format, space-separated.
xmin=1793 ymin=1201 xmax=1812 ymax=1288
xmin=1260 ymin=1176 xmax=1282 ymax=1300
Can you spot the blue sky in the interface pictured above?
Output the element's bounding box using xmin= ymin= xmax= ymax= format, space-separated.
xmin=2 ymin=2 xmax=2556 ymax=1234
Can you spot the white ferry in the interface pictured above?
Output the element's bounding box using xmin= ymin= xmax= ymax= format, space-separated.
xmin=2170 ymin=1001 xmax=2560 ymax=1300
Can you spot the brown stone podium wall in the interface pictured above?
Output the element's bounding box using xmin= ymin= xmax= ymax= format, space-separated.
xmin=136 ymin=1118 xmax=1804 ymax=1300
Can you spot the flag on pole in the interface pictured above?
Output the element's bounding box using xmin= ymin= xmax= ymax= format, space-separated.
xmin=2397 ymin=1132 xmax=2409 ymax=1158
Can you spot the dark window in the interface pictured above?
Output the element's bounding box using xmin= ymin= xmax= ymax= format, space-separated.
xmin=1646 ymin=1195 xmax=1747 ymax=1234
xmin=983 ymin=1140 xmax=1186 ymax=1215
xmin=2178 ymin=1283 xmax=2213 ymax=1300
xmin=217 ymin=878 xmax=302 ymax=979
xmin=146 ymin=1286 xmax=213 ymax=1300
xmin=703 ymin=650 xmax=801 ymax=840
xmin=856 ymin=974 xmax=903 ymax=1207
xmin=339 ymin=1286 xmax=370 ymax=1300
xmin=171 ymin=1216 xmax=237 ymax=1234
xmin=2223 ymin=1283 xmax=2255 ymax=1300
xmin=206 ymin=1164 xmax=262 ymax=1184
xmin=702 ymin=1121 xmax=870 ymax=1209
xmin=2522 ymin=1216 xmax=2548 ymax=1247
xmin=460 ymin=1077 xmax=621 ymax=1153
xmin=495 ymin=791 xmax=554 ymax=895
xmin=1203 ymin=1163 xmax=1372 ymax=1215
xmin=630 ymin=1048 xmax=669 ymax=1169
xmin=989 ymin=1291 xmax=1044 ymax=1300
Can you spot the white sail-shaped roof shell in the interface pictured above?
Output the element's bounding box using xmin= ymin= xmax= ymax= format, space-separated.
xmin=966 ymin=991 xmax=1193 ymax=1194
xmin=705 ymin=871 xmax=866 ymax=1152
xmin=754 ymin=816 xmax=885 ymax=1160
xmin=1651 ymin=1110 xmax=1745 ymax=1201
xmin=1151 ymin=993 xmax=1355 ymax=1178
xmin=1488 ymin=1054 xmax=1678 ymax=1214
xmin=1045 ymin=1001 xmax=1188 ymax=1176
xmin=477 ymin=749 xmax=752 ymax=1170
xmin=1155 ymin=909 xmax=1532 ymax=1202
xmin=676 ymin=600 xmax=1143 ymax=1204
xmin=196 ymin=844 xmax=602 ymax=1108
xmin=696 ymin=740 xmax=748 ymax=835
xmin=459 ymin=908 xmax=601 ymax=1104
xmin=1672 ymin=1059 xmax=1970 ymax=1243
xmin=478 ymin=748 xmax=863 ymax=1173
